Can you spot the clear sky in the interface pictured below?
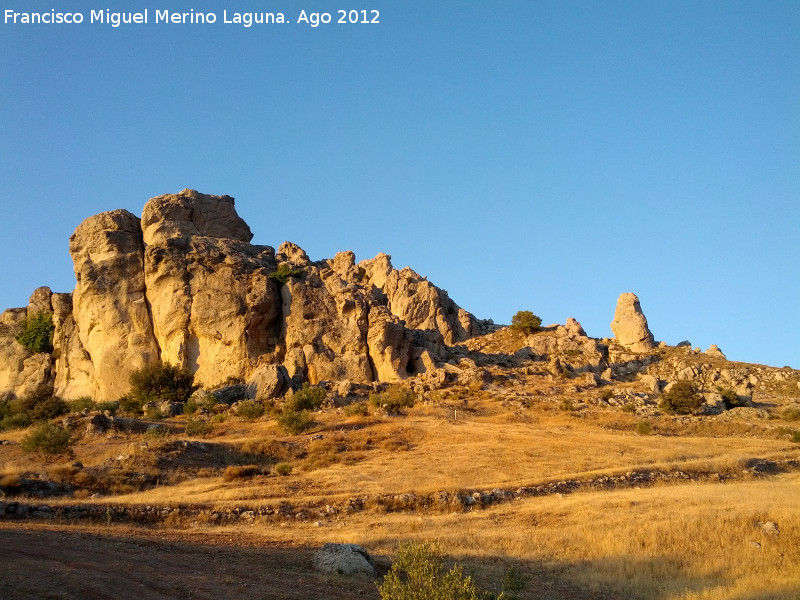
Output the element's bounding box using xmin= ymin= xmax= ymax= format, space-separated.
xmin=1 ymin=1 xmax=798 ymax=367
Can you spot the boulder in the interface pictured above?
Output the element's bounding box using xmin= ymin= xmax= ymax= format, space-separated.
xmin=559 ymin=318 xmax=586 ymax=338
xmin=312 ymin=543 xmax=376 ymax=576
xmin=639 ymin=374 xmax=661 ymax=393
xmin=706 ymin=344 xmax=726 ymax=359
xmin=610 ymin=293 xmax=655 ymax=352
xmin=247 ymin=364 xmax=290 ymax=399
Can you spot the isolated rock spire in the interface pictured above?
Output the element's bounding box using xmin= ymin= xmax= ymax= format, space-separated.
xmin=610 ymin=292 xmax=655 ymax=352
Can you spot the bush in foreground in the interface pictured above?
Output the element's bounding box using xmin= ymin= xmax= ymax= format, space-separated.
xmin=377 ymin=541 xmax=524 ymax=600
xmin=21 ymin=423 xmax=73 ymax=459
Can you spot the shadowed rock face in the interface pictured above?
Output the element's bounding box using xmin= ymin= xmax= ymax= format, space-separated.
xmin=0 ymin=189 xmax=489 ymax=400
xmin=610 ymin=292 xmax=655 ymax=352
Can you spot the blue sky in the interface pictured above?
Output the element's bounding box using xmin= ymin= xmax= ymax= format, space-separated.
xmin=1 ymin=1 xmax=798 ymax=367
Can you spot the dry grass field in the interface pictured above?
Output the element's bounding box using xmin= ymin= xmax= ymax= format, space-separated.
xmin=0 ymin=386 xmax=800 ymax=600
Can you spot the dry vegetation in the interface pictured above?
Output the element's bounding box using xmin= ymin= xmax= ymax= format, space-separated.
xmin=2 ymin=341 xmax=800 ymax=599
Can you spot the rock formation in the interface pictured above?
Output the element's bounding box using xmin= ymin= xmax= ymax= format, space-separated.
xmin=0 ymin=189 xmax=490 ymax=401
xmin=610 ymin=293 xmax=655 ymax=352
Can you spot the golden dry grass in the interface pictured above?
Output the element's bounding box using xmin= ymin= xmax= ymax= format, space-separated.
xmin=2 ymin=391 xmax=799 ymax=599
xmin=181 ymin=474 xmax=797 ymax=600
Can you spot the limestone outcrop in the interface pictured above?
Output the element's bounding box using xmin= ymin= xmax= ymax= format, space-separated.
xmin=69 ymin=210 xmax=160 ymax=400
xmin=0 ymin=189 xmax=489 ymax=400
xmin=610 ymin=293 xmax=655 ymax=352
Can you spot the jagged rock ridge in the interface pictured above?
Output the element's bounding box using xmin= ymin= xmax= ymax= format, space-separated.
xmin=0 ymin=190 xmax=491 ymax=401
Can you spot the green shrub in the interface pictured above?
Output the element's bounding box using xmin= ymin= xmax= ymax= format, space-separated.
xmin=377 ymin=541 xmax=512 ymax=600
xmin=659 ymin=381 xmax=703 ymax=415
xmin=144 ymin=404 xmax=166 ymax=420
xmin=70 ymin=396 xmax=97 ymax=413
xmin=635 ymin=420 xmax=652 ymax=435
xmin=16 ymin=311 xmax=54 ymax=354
xmin=129 ymin=362 xmax=196 ymax=406
xmin=0 ymin=412 xmax=31 ymax=431
xmin=21 ymin=423 xmax=73 ymax=459
xmin=118 ymin=394 xmax=145 ymax=416
xmin=559 ymin=398 xmax=576 ymax=412
xmin=96 ymin=401 xmax=119 ymax=415
xmin=29 ymin=395 xmax=69 ymax=421
xmin=185 ymin=418 xmax=213 ymax=437
xmin=621 ymin=403 xmax=636 ymax=413
xmin=509 ymin=310 xmax=542 ymax=335
xmin=268 ymin=264 xmax=306 ymax=286
xmin=718 ymin=388 xmax=748 ymax=409
xmin=343 ymin=401 xmax=369 ymax=417
xmin=144 ymin=425 xmax=169 ymax=438
xmin=236 ymin=400 xmax=265 ymax=421
xmin=276 ymin=409 xmax=313 ymax=435
xmin=286 ymin=383 xmax=326 ymax=412
xmin=370 ymin=386 xmax=416 ymax=413
xmin=274 ymin=462 xmax=293 ymax=476
xmin=791 ymin=430 xmax=800 ymax=444
xmin=184 ymin=393 xmax=220 ymax=415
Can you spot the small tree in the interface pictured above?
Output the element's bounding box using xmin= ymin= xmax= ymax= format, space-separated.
xmin=660 ymin=381 xmax=703 ymax=415
xmin=129 ymin=362 xmax=196 ymax=409
xmin=21 ymin=423 xmax=73 ymax=459
xmin=510 ymin=311 xmax=542 ymax=334
xmin=269 ymin=264 xmax=306 ymax=286
xmin=16 ymin=311 xmax=55 ymax=354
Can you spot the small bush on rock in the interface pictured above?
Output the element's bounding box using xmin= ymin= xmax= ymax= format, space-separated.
xmin=659 ymin=381 xmax=703 ymax=415
xmin=16 ymin=311 xmax=54 ymax=354
xmin=269 ymin=264 xmax=306 ymax=286
xmin=510 ymin=310 xmax=542 ymax=335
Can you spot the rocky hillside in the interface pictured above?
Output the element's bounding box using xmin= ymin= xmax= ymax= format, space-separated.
xmin=0 ymin=190 xmax=493 ymax=402
xmin=1 ymin=189 xmax=798 ymax=417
